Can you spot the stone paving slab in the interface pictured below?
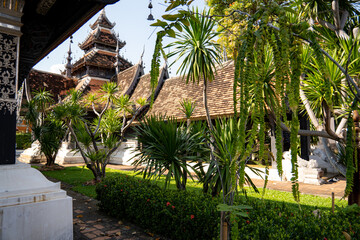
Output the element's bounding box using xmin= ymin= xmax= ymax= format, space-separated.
xmin=45 ymin=176 xmax=166 ymax=240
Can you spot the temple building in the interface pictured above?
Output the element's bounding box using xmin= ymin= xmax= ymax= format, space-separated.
xmin=0 ymin=1 xmax=120 ymax=239
xmin=20 ymin=7 xmax=335 ymax=186
xmin=23 ymin=9 xmax=132 ymax=104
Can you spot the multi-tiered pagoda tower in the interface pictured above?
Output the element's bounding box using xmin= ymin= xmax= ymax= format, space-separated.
xmin=72 ymin=9 xmax=132 ymax=82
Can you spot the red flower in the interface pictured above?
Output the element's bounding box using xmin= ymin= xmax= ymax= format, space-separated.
xmin=103 ymin=184 xmax=107 ymax=187
xmin=324 ymin=238 xmax=328 ymax=240
xmin=147 ymin=199 xmax=150 ymax=202
xmin=120 ymin=189 xmax=123 ymax=192
xmin=190 ymin=215 xmax=195 ymax=220
xmin=166 ymin=202 xmax=171 ymax=206
xmin=172 ymin=205 xmax=175 ymax=209
xmin=246 ymin=220 xmax=250 ymax=224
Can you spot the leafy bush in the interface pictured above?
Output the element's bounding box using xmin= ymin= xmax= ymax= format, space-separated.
xmin=16 ymin=133 xmax=32 ymax=149
xmin=132 ymin=115 xmax=209 ymax=190
xmin=96 ymin=174 xmax=219 ymax=240
xmin=96 ymin=174 xmax=360 ymax=240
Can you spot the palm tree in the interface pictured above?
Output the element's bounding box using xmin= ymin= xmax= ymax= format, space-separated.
xmin=167 ymin=9 xmax=222 ymax=131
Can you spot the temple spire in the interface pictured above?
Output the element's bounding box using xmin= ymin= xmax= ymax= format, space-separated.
xmin=65 ymin=36 xmax=73 ymax=77
xmin=114 ymin=37 xmax=121 ymax=75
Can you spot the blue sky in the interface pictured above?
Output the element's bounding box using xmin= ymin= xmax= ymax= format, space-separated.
xmin=34 ymin=0 xmax=207 ymax=77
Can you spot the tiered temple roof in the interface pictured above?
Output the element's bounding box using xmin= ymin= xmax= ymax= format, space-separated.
xmin=25 ymin=9 xmax=236 ymax=123
xmin=72 ymin=9 xmax=131 ymax=81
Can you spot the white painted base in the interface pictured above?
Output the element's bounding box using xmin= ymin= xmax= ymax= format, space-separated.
xmin=0 ymin=163 xmax=73 ymax=240
xmin=110 ymin=140 xmax=140 ymax=165
xmin=18 ymin=141 xmax=46 ymax=164
xmin=56 ymin=142 xmax=83 ymax=165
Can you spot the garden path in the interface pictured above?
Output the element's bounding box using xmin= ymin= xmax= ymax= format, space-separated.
xmin=45 ymin=175 xmax=167 ymax=240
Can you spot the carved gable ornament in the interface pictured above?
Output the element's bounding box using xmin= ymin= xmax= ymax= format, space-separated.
xmin=0 ymin=32 xmax=18 ymax=114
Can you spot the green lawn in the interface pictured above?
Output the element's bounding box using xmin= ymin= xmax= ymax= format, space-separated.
xmin=36 ymin=166 xmax=347 ymax=210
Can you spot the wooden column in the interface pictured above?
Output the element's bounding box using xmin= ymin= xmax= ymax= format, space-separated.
xmin=0 ymin=3 xmax=24 ymax=165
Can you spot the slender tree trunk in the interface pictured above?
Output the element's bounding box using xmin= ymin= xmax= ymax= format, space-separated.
xmin=203 ymin=79 xmax=229 ymax=239
xmin=349 ymin=111 xmax=360 ymax=205
xmin=348 ymin=149 xmax=360 ymax=206
xmin=203 ymin=79 xmax=214 ymax=131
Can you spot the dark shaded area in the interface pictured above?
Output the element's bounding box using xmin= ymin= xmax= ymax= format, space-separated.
xmin=0 ymin=111 xmax=16 ymax=164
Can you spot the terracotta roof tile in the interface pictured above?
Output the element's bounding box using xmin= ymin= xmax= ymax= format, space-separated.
xmin=130 ymin=73 xmax=151 ymax=103
xmin=27 ymin=69 xmax=76 ymax=98
xmin=117 ymin=64 xmax=140 ymax=95
xmin=147 ymin=61 xmax=236 ymax=120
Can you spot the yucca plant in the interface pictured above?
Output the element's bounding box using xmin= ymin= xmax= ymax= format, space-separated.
xmin=24 ymin=90 xmax=66 ymax=166
xmin=203 ymin=118 xmax=261 ymax=198
xmin=132 ymin=115 xmax=208 ymax=190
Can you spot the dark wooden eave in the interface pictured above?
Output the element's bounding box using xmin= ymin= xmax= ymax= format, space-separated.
xmin=19 ymin=0 xmax=119 ymax=83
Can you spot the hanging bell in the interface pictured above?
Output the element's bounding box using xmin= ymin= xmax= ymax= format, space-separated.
xmin=148 ymin=2 xmax=153 ymax=9
xmin=147 ymin=13 xmax=154 ymax=21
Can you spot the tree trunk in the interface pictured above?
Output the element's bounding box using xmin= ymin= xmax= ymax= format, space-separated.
xmin=349 ymin=111 xmax=360 ymax=205
xmin=220 ymin=211 xmax=228 ymax=240
xmin=348 ymin=148 xmax=360 ymax=205
xmin=203 ymin=79 xmax=214 ymax=131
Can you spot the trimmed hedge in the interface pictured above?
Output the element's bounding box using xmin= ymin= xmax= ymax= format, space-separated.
xmin=16 ymin=133 xmax=32 ymax=149
xmin=96 ymin=174 xmax=360 ymax=240
xmin=96 ymin=174 xmax=219 ymax=239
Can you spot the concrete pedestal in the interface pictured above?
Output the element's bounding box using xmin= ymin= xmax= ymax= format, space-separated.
xmin=109 ymin=140 xmax=139 ymax=165
xmin=56 ymin=142 xmax=83 ymax=165
xmin=0 ymin=163 xmax=73 ymax=240
xmin=18 ymin=141 xmax=46 ymax=164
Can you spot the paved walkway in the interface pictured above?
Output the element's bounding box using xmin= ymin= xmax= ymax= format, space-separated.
xmin=248 ymin=178 xmax=346 ymax=199
xmin=46 ymin=176 xmax=166 ymax=240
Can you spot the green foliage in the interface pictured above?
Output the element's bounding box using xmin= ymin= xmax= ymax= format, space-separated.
xmin=53 ymin=83 xmax=125 ymax=181
xmin=150 ymin=31 xmax=165 ymax=105
xmin=132 ymin=115 xmax=208 ymax=190
xmin=96 ymin=174 xmax=219 ymax=240
xmin=24 ymin=90 xmax=66 ymax=165
xmin=16 ymin=132 xmax=31 ymax=149
xmin=344 ymin=111 xmax=355 ymax=197
xmin=179 ymin=98 xmax=196 ymax=119
xmin=203 ymin=118 xmax=261 ymax=198
xmin=96 ymin=174 xmax=360 ymax=240
xmin=166 ymin=8 xmax=222 ymax=84
xmin=136 ymin=97 xmax=147 ymax=107
xmin=39 ymin=165 xmax=347 ymax=210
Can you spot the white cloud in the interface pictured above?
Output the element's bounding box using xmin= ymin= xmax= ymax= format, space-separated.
xmin=49 ymin=64 xmax=65 ymax=74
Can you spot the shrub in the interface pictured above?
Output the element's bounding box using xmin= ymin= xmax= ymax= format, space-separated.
xmin=96 ymin=174 xmax=219 ymax=240
xmin=16 ymin=132 xmax=32 ymax=149
xmin=96 ymin=174 xmax=360 ymax=240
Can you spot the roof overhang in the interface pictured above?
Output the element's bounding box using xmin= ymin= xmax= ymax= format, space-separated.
xmin=19 ymin=0 xmax=119 ymax=82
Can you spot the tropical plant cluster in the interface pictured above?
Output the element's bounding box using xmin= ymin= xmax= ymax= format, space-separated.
xmin=24 ymin=89 xmax=67 ymax=166
xmin=96 ymin=174 xmax=360 ymax=240
xmin=16 ymin=132 xmax=31 ymax=149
